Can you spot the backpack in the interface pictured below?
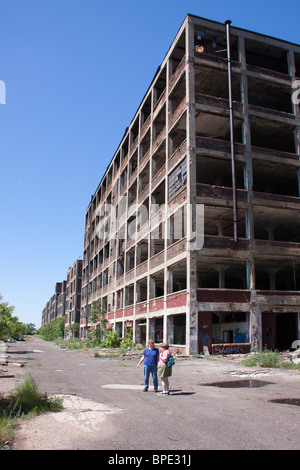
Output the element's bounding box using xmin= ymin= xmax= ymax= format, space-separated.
xmin=166 ymin=355 xmax=175 ymax=367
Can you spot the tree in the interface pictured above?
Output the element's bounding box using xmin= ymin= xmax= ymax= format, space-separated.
xmin=38 ymin=317 xmax=65 ymax=341
xmin=67 ymin=323 xmax=79 ymax=338
xmin=0 ymin=295 xmax=26 ymax=341
xmin=25 ymin=323 xmax=36 ymax=335
xmin=86 ymin=301 xmax=108 ymax=346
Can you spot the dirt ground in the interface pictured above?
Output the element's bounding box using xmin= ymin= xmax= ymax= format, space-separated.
xmin=2 ymin=338 xmax=300 ymax=451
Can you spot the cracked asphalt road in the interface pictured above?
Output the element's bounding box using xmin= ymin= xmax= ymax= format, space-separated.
xmin=2 ymin=337 xmax=300 ymax=450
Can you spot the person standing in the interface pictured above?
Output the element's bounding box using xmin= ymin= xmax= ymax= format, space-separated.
xmin=158 ymin=343 xmax=172 ymax=396
xmin=137 ymin=339 xmax=159 ymax=392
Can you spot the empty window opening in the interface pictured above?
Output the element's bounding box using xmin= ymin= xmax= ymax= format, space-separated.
xmin=116 ymin=291 xmax=123 ymax=309
xmin=245 ymin=39 xmax=288 ymax=75
xmin=150 ymin=270 xmax=164 ymax=299
xmin=169 ymin=157 xmax=187 ymax=200
xmin=107 ymin=167 xmax=113 ymax=186
xmin=195 ymin=65 xmax=240 ymax=102
xmin=195 ymin=111 xmax=243 ymax=143
xmin=256 ymin=261 xmax=300 ymax=291
xmin=131 ymin=118 xmax=139 ymax=145
xmin=140 ymin=130 xmax=150 ymax=162
xmin=151 ymin=222 xmax=165 ymax=256
xmin=152 ymin=180 xmax=165 ymax=214
xmin=252 ymin=160 xmax=299 ymax=197
xmin=129 ymin=151 xmax=138 ymax=177
xmin=153 ymin=105 xmax=166 ymax=142
xmin=152 ymin=145 xmax=166 ymax=178
xmin=137 ymin=198 xmax=149 ymax=229
xmin=295 ymin=52 xmax=300 ymax=78
xmin=197 ymin=259 xmax=247 ymax=289
xmin=127 ymin=215 xmax=136 ymax=239
xmin=168 ymin=205 xmax=187 ymax=245
xmin=169 ymin=75 xmax=186 ymax=115
xmin=121 ymin=136 xmax=129 ymax=162
xmin=141 ymin=96 xmax=151 ymax=128
xmin=154 ymin=67 xmax=166 ymax=108
xmin=125 ymin=284 xmax=134 ymax=306
xmin=168 ymin=260 xmax=187 ymax=294
xmin=126 ymin=247 xmax=135 ymax=273
xmin=173 ymin=314 xmax=186 ymax=345
xmin=114 ymin=151 xmax=120 ymax=176
xmin=139 ymin=162 xmax=150 ymax=192
xmin=247 ymin=76 xmax=292 ymax=114
xmin=120 ymin=167 xmax=128 ymax=190
xmin=205 ymin=207 xmax=247 ymax=239
xmin=169 ymin=30 xmax=186 ymax=77
xmin=128 ymin=179 xmax=137 ymax=206
xmin=196 ymin=156 xmax=245 ymax=189
xmin=154 ymin=317 xmax=164 ymax=343
xmin=169 ymin=113 xmax=187 ymax=158
xmin=250 ymin=117 xmax=295 ymax=154
xmin=117 ymin=259 xmax=124 ymax=277
xmin=194 ymin=28 xmax=238 ymax=61
xmin=136 ymin=277 xmax=147 ymax=303
xmin=136 ymin=241 xmax=148 ymax=265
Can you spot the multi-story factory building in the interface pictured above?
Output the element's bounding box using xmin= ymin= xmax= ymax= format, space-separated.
xmin=81 ymin=14 xmax=300 ymax=354
xmin=42 ymin=281 xmax=66 ymax=326
xmin=65 ymin=259 xmax=82 ymax=336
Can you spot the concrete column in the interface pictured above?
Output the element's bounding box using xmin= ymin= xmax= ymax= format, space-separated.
xmin=150 ymin=276 xmax=156 ymax=299
xmin=239 ymin=35 xmax=261 ymax=350
xmin=149 ymin=318 xmax=155 ymax=343
xmin=216 ymin=266 xmax=226 ymax=289
xmin=185 ymin=17 xmax=198 ymax=355
xmin=266 ymin=226 xmax=275 ymax=241
xmin=167 ymin=315 xmax=174 ymax=344
xmin=168 ymin=267 xmax=173 ymax=294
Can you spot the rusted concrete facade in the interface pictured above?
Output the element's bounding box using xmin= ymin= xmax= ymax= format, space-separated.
xmin=80 ymin=14 xmax=300 ymax=354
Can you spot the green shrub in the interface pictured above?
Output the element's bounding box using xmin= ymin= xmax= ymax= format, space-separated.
xmin=0 ymin=375 xmax=63 ymax=448
xmin=120 ymin=328 xmax=134 ymax=348
xmin=104 ymin=330 xmax=121 ymax=348
xmin=243 ymin=348 xmax=279 ymax=368
xmin=39 ymin=317 xmax=65 ymax=341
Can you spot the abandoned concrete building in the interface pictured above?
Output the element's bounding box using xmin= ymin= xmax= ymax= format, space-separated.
xmin=42 ymin=260 xmax=82 ymax=336
xmin=79 ymin=14 xmax=300 ymax=354
xmin=42 ymin=281 xmax=67 ymax=325
xmin=65 ymin=260 xmax=83 ymax=336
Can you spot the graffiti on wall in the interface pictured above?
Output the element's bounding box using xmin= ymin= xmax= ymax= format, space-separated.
xmin=234 ymin=328 xmax=249 ymax=343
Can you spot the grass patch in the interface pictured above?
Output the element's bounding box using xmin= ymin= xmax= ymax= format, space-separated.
xmin=0 ymin=374 xmax=63 ymax=448
xmin=243 ymin=348 xmax=300 ymax=370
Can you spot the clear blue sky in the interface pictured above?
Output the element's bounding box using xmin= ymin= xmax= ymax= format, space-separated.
xmin=0 ymin=0 xmax=299 ymax=329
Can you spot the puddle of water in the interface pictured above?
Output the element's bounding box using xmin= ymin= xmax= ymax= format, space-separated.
xmin=203 ymin=379 xmax=274 ymax=388
xmin=269 ymin=398 xmax=300 ymax=406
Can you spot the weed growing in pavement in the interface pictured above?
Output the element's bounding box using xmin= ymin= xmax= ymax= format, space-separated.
xmin=0 ymin=374 xmax=63 ymax=448
xmin=243 ymin=348 xmax=300 ymax=370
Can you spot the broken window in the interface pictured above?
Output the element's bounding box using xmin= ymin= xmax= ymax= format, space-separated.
xmin=173 ymin=314 xmax=186 ymax=345
xmin=194 ymin=28 xmax=238 ymax=61
xmin=168 ymin=157 xmax=187 ymax=200
xmin=136 ymin=277 xmax=147 ymax=303
xmin=125 ymin=284 xmax=134 ymax=306
xmin=151 ymin=180 xmax=165 ymax=214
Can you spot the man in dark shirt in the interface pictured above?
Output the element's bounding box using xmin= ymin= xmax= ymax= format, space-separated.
xmin=137 ymin=339 xmax=159 ymax=392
